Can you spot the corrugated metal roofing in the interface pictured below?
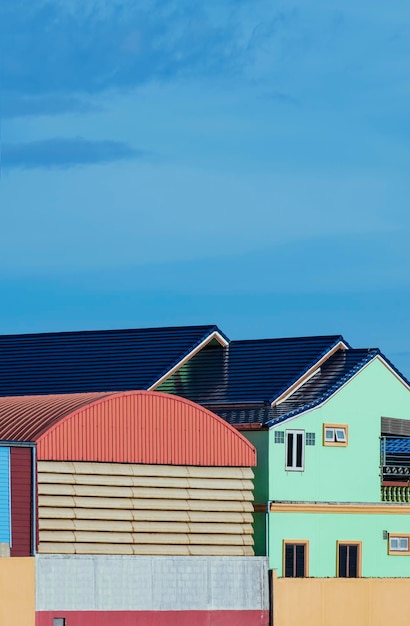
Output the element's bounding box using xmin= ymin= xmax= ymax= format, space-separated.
xmin=0 ymin=325 xmax=227 ymax=397
xmin=158 ymin=335 xmax=346 ymax=404
xmin=213 ymin=349 xmax=380 ymax=427
xmin=382 ymin=417 xmax=410 ymax=437
xmin=0 ymin=392 xmax=110 ymax=441
xmin=0 ymin=391 xmax=256 ymax=466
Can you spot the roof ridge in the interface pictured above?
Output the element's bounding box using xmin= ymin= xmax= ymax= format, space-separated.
xmin=0 ymin=324 xmax=222 ymax=340
xmin=230 ymin=334 xmax=345 ymax=345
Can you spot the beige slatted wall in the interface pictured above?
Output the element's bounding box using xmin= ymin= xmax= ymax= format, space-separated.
xmin=38 ymin=461 xmax=254 ymax=556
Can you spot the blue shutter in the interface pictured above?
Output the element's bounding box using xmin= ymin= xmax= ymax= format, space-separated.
xmin=0 ymin=448 xmax=10 ymax=544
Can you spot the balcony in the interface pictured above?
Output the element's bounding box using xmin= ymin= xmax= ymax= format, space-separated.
xmin=381 ymin=436 xmax=410 ymax=503
xmin=381 ymin=483 xmax=410 ymax=503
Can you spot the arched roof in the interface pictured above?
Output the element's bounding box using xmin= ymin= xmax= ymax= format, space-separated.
xmin=0 ymin=391 xmax=255 ymax=466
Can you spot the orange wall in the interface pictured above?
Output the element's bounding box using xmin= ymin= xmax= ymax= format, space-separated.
xmin=273 ymin=574 xmax=410 ymax=626
xmin=0 ymin=558 xmax=35 ymax=626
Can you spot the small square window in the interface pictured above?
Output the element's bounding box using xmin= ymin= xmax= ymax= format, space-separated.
xmin=274 ymin=431 xmax=285 ymax=444
xmin=323 ymin=424 xmax=348 ymax=446
xmin=306 ymin=433 xmax=315 ymax=446
xmin=54 ymin=619 xmax=66 ymax=626
xmin=389 ymin=535 xmax=410 ymax=554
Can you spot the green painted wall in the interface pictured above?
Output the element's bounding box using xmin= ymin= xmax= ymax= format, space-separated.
xmin=269 ymin=510 xmax=410 ymax=576
xmin=242 ymin=431 xmax=269 ymax=556
xmin=242 ymin=430 xmax=269 ymax=504
xmin=268 ymin=358 xmax=410 ymax=503
xmin=252 ymin=512 xmax=266 ymax=557
xmin=240 ymin=358 xmax=410 ymax=569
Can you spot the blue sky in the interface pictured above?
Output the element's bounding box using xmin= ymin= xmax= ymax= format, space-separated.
xmin=0 ymin=0 xmax=409 ymax=376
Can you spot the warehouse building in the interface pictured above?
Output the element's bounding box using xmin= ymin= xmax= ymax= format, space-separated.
xmin=0 ymin=390 xmax=268 ymax=626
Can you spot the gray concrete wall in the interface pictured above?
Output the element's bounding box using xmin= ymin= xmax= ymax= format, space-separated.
xmin=36 ymin=555 xmax=269 ymax=612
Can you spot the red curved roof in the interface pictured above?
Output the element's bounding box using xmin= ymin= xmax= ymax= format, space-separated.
xmin=0 ymin=391 xmax=255 ymax=466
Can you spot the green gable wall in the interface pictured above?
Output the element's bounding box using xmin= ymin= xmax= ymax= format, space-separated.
xmin=268 ymin=358 xmax=410 ymax=503
xmin=240 ymin=358 xmax=410 ymax=572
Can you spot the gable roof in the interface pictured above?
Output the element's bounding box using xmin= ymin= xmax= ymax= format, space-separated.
xmin=0 ymin=325 xmax=228 ymax=397
xmin=214 ymin=348 xmax=410 ymax=428
xmin=158 ymin=334 xmax=347 ymax=405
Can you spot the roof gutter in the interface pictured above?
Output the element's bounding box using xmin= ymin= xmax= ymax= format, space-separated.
xmin=0 ymin=441 xmax=35 ymax=447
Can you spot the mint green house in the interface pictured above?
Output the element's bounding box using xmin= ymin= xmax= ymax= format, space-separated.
xmin=158 ymin=333 xmax=410 ymax=578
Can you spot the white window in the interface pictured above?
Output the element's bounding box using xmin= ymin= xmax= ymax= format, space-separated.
xmin=323 ymin=424 xmax=348 ymax=446
xmin=389 ymin=536 xmax=410 ymax=554
xmin=286 ymin=430 xmax=304 ymax=471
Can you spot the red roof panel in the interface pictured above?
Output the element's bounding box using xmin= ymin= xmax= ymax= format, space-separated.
xmin=0 ymin=391 xmax=256 ymax=467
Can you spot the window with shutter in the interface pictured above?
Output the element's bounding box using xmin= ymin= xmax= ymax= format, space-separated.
xmin=285 ymin=430 xmax=305 ymax=471
xmin=283 ymin=541 xmax=308 ymax=577
xmin=337 ymin=542 xmax=361 ymax=577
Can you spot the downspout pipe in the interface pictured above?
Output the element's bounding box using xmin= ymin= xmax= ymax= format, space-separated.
xmin=266 ymin=500 xmax=273 ymax=558
xmin=31 ymin=445 xmax=37 ymax=556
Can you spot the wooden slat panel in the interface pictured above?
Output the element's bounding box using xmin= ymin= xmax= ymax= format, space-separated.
xmin=39 ymin=518 xmax=254 ymax=534
xmin=38 ymin=542 xmax=254 ymax=556
xmin=38 ymin=495 xmax=254 ymax=512
xmin=38 ymin=461 xmax=254 ymax=480
xmin=40 ymin=531 xmax=254 ymax=545
xmin=38 ymin=507 xmax=254 ymax=524
xmin=37 ymin=460 xmax=255 ymax=556
xmin=38 ymin=473 xmax=254 ymax=491
xmin=38 ymin=484 xmax=254 ymax=501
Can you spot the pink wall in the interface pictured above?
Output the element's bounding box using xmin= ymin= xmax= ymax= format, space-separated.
xmin=36 ymin=610 xmax=269 ymax=626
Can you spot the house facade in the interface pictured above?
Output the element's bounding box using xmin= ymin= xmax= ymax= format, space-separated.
xmin=248 ymin=356 xmax=410 ymax=576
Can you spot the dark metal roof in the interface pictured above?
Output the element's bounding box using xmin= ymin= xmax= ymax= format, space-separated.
xmin=0 ymin=325 xmax=227 ymax=397
xmin=212 ymin=348 xmax=380 ymax=427
xmin=158 ymin=335 xmax=346 ymax=404
xmin=382 ymin=417 xmax=410 ymax=437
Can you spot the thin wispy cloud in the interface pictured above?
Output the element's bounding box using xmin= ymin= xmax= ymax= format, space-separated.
xmin=2 ymin=138 xmax=147 ymax=170
xmin=0 ymin=1 xmax=248 ymax=98
xmin=1 ymin=94 xmax=98 ymax=119
xmin=259 ymin=91 xmax=300 ymax=106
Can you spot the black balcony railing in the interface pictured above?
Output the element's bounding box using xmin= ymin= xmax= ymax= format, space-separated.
xmin=381 ymin=436 xmax=410 ymax=502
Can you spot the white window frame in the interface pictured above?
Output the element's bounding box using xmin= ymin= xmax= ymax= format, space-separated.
xmin=389 ymin=535 xmax=410 ymax=555
xmin=285 ymin=429 xmax=305 ymax=471
xmin=323 ymin=424 xmax=348 ymax=447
